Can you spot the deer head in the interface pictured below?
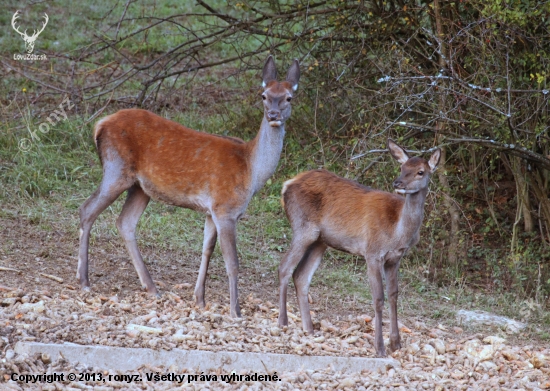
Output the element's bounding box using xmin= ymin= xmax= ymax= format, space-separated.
xmin=11 ymin=11 xmax=49 ymax=54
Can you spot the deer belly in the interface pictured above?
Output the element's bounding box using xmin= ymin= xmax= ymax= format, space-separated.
xmin=322 ymin=230 xmax=365 ymax=256
xmin=137 ymin=175 xmax=211 ymax=212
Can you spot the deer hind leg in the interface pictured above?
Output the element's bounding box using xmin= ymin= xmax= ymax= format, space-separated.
xmin=277 ymin=229 xmax=319 ymax=328
xmin=116 ymin=184 xmax=157 ymax=295
xmin=194 ymin=215 xmax=217 ymax=308
xmin=367 ymin=258 xmax=387 ymax=357
xmin=384 ymin=257 xmax=402 ymax=353
xmin=292 ymin=241 xmax=327 ymax=334
xmin=78 ymin=158 xmax=132 ymax=290
xmin=214 ymin=216 xmax=241 ymax=318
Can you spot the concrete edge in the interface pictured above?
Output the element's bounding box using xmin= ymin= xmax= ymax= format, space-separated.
xmin=14 ymin=342 xmax=400 ymax=374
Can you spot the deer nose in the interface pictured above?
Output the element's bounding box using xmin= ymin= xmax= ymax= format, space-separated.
xmin=267 ymin=110 xmax=280 ymax=121
xmin=393 ymin=180 xmax=403 ymax=188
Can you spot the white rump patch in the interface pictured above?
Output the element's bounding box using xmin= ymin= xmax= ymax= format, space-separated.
xmin=281 ymin=178 xmax=295 ymax=196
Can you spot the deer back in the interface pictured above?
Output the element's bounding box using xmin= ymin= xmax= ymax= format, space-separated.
xmin=94 ymin=109 xmax=253 ymax=213
xmin=282 ymin=169 xmax=407 ymax=255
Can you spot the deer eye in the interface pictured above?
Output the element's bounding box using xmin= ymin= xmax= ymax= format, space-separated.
xmin=418 ymin=170 xmax=424 ymax=176
xmin=286 ymin=97 xmax=292 ymax=102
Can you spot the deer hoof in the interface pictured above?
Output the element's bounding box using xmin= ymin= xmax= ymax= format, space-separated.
xmin=145 ymin=287 xmax=160 ymax=297
xmin=390 ymin=341 xmax=402 ymax=352
xmin=277 ymin=316 xmax=288 ymax=327
xmin=375 ymin=347 xmax=387 ymax=358
xmin=195 ymin=297 xmax=206 ymax=308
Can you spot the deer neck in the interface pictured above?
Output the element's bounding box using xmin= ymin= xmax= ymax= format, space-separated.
xmin=398 ymin=187 xmax=428 ymax=239
xmin=248 ymin=117 xmax=285 ymax=194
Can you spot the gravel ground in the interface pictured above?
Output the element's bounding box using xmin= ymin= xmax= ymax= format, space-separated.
xmin=1 ymin=287 xmax=549 ymax=390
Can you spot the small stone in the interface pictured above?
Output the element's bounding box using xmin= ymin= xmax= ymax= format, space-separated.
xmin=172 ymin=329 xmax=190 ymax=342
xmin=423 ymin=344 xmax=436 ymax=355
xmin=320 ymin=320 xmax=337 ymax=333
xmin=41 ymin=353 xmax=51 ymax=364
xmin=313 ymin=336 xmax=326 ymax=343
xmin=126 ymin=329 xmax=139 ymax=338
xmin=483 ymin=336 xmax=505 ymax=346
xmin=338 ymin=378 xmax=355 ymax=388
xmin=478 ymin=361 xmax=497 ymax=371
xmin=450 ymin=370 xmax=464 ymax=380
xmin=463 ymin=339 xmax=497 ymax=362
xmin=446 ymin=343 xmax=457 ymax=352
xmin=5 ymin=350 xmax=14 ymax=361
xmin=530 ymin=353 xmax=546 ymax=369
xmin=126 ymin=324 xmax=162 ymax=335
xmin=2 ymin=298 xmax=17 ymax=306
xmin=501 ymin=349 xmax=518 ymax=361
xmin=270 ymin=327 xmax=281 ymax=336
xmin=20 ymin=301 xmax=45 ymax=313
xmin=431 ymin=339 xmax=446 ymax=354
xmin=452 ymin=327 xmax=463 ymax=334
xmin=119 ymin=304 xmax=132 ymax=312
xmin=407 ymin=343 xmax=420 ymax=355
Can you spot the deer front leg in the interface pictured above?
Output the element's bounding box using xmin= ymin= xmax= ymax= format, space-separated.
xmin=367 ymin=259 xmax=386 ymax=357
xmin=384 ymin=257 xmax=402 ymax=353
xmin=195 ymin=215 xmax=217 ymax=308
xmin=216 ymin=217 xmax=241 ymax=318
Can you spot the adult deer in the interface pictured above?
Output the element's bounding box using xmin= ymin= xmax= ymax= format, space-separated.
xmin=278 ymin=139 xmax=440 ymax=357
xmin=78 ymin=56 xmax=300 ymax=318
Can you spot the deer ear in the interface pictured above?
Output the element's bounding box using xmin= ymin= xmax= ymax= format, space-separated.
xmin=286 ymin=59 xmax=300 ymax=91
xmin=428 ymin=148 xmax=441 ymax=171
xmin=262 ymin=56 xmax=277 ymax=88
xmin=387 ymin=139 xmax=409 ymax=164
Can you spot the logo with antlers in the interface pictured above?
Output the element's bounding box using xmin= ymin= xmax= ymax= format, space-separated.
xmin=11 ymin=11 xmax=49 ymax=54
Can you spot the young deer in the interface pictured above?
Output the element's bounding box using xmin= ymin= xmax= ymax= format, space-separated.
xmin=78 ymin=56 xmax=300 ymax=318
xmin=278 ymin=139 xmax=440 ymax=357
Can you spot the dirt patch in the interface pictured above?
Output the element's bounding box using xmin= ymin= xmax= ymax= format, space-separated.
xmin=0 ymin=214 xmax=272 ymax=307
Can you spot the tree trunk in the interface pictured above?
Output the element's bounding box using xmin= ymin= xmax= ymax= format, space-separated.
xmin=434 ymin=0 xmax=460 ymax=266
xmin=529 ymin=169 xmax=550 ymax=244
xmin=511 ymin=157 xmax=534 ymax=233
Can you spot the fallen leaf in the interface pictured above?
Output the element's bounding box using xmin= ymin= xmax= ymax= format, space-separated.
xmin=174 ymin=283 xmax=192 ymax=289
xmin=400 ymin=326 xmax=412 ymax=333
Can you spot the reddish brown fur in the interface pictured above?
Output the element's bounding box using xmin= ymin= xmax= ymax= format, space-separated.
xmin=95 ymin=109 xmax=252 ymax=214
xmin=283 ymin=170 xmax=404 ymax=246
xmin=266 ymin=80 xmax=294 ymax=93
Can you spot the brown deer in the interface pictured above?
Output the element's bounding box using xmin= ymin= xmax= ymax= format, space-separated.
xmin=278 ymin=139 xmax=440 ymax=357
xmin=78 ymin=56 xmax=300 ymax=318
